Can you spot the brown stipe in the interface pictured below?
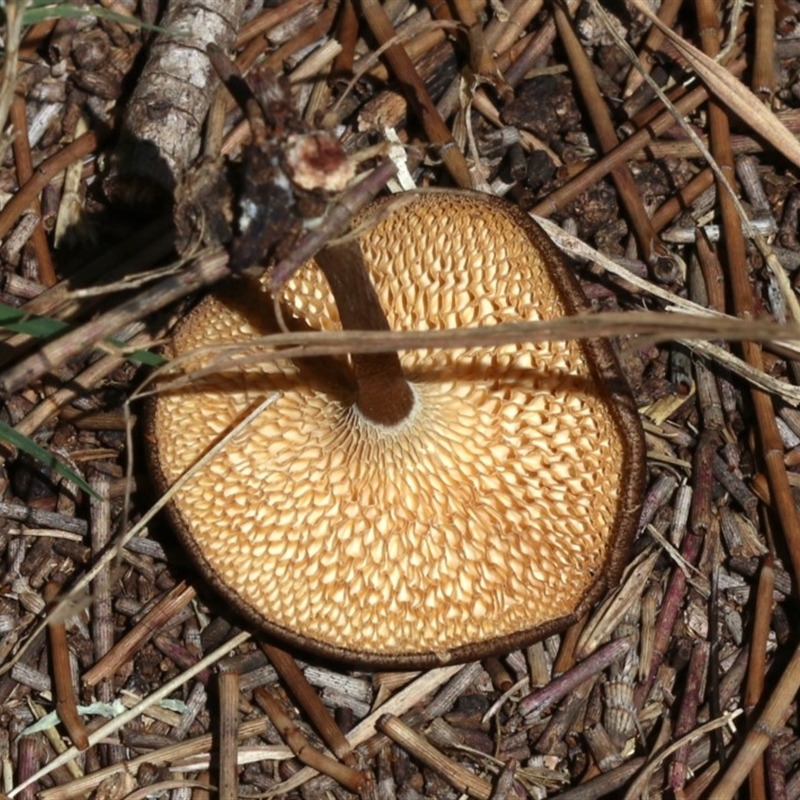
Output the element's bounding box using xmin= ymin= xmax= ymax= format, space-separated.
xmin=313 ymin=240 xmax=414 ymax=426
xmin=148 ymin=190 xmax=646 ymax=666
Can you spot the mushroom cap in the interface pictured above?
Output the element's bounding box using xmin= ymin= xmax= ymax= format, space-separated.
xmin=148 ymin=190 xmax=645 ymax=666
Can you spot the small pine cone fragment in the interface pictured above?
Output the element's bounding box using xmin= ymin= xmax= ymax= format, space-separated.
xmin=604 ymin=680 xmax=638 ymax=749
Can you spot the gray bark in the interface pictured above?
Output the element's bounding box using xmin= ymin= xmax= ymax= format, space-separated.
xmin=106 ymin=0 xmax=248 ymax=203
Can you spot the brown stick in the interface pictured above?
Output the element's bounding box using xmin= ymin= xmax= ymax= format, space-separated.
xmin=254 ymin=687 xmax=367 ymax=793
xmin=0 ymin=218 xmax=173 ymax=346
xmin=378 ymin=714 xmax=492 ymax=799
xmin=519 ymin=638 xmax=632 ymax=721
xmin=699 ymin=0 xmax=800 ymax=592
xmin=90 ymin=474 xmax=114 ymax=672
xmin=531 ymin=57 xmax=746 ymax=218
xmin=332 ymin=0 xmax=358 ymax=79
xmin=552 ymin=0 xmax=659 ymax=262
xmin=634 ymin=529 xmax=704 ymax=708
xmin=622 ymin=0 xmax=685 ymax=98
xmin=556 ymin=758 xmax=648 ymax=799
xmin=89 ymin=472 xmax=125 ymax=764
xmin=12 ymin=327 xmax=153 ymax=441
xmin=37 ymin=717 xmax=274 ymax=800
xmin=746 ymin=553 xmax=774 ymax=798
xmin=695 ymin=231 xmax=727 ymax=317
xmin=553 ymin=615 xmax=587 ymax=676
xmin=83 ymin=582 xmax=197 ymax=687
xmin=261 ymin=641 xmax=357 ymax=766
xmin=712 ymin=641 xmax=800 ymax=798
xmin=358 ymin=0 xmax=471 ymax=188
xmin=0 ymin=130 xmax=98 ymax=242
xmin=492 ymin=0 xmax=543 ymax=55
xmin=10 ymin=95 xmax=56 ymax=286
xmin=752 ymin=0 xmax=776 ymax=97
xmin=236 ymin=0 xmax=319 ymax=45
xmin=217 ymin=669 xmax=240 ymax=800
xmin=0 ymin=251 xmax=230 ymax=397
xmin=451 ymin=0 xmax=508 ymax=96
xmin=44 ymin=583 xmax=89 ymax=751
xmin=16 ymin=735 xmax=43 ymax=800
xmin=482 ymin=656 xmax=514 ymax=693
xmin=651 ymin=169 xmax=716 ymax=233
xmin=493 ymin=0 xmax=556 ymax=88
xmin=19 ymin=17 xmax=58 ymax=61
xmin=668 ymin=641 xmax=710 ymax=790
xmin=643 ymin=122 xmax=800 ymax=160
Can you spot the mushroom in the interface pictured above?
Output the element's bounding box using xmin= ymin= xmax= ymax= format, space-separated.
xmin=148 ymin=190 xmax=645 ymax=666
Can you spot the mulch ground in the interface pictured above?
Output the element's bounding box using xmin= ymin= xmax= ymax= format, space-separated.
xmin=1 ymin=1 xmax=799 ymax=798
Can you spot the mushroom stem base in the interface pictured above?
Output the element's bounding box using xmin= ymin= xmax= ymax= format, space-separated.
xmin=351 ymin=353 xmax=415 ymax=427
xmin=314 ymin=240 xmax=415 ymax=427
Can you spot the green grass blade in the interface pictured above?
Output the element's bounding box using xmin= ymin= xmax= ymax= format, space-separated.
xmin=0 ymin=304 xmax=70 ymax=337
xmin=0 ymin=302 xmax=166 ymax=366
xmin=7 ymin=2 xmax=172 ymax=32
xmin=0 ymin=420 xmax=100 ymax=499
xmin=120 ymin=346 xmax=165 ymax=366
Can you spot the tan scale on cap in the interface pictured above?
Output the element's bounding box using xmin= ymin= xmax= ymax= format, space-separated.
xmin=149 ymin=190 xmax=645 ymax=666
